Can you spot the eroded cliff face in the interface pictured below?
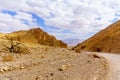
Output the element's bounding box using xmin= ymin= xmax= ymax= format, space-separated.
xmin=27 ymin=28 xmax=67 ymax=47
xmin=73 ymin=20 xmax=120 ymax=53
xmin=4 ymin=28 xmax=67 ymax=48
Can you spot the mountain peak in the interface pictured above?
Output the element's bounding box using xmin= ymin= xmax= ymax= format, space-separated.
xmin=4 ymin=28 xmax=67 ymax=48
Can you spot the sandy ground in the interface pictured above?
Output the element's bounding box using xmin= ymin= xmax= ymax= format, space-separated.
xmin=0 ymin=46 xmax=112 ymax=80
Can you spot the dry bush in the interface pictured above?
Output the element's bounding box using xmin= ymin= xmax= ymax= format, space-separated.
xmin=2 ymin=54 xmax=14 ymax=62
xmin=2 ymin=35 xmax=21 ymax=53
xmin=41 ymin=55 xmax=45 ymax=58
xmin=75 ymin=48 xmax=81 ymax=53
xmin=44 ymin=48 xmax=48 ymax=51
xmin=14 ymin=44 xmax=31 ymax=54
xmin=95 ymin=48 xmax=101 ymax=52
xmin=2 ymin=35 xmax=31 ymax=54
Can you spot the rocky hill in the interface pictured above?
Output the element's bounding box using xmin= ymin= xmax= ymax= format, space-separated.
xmin=72 ymin=20 xmax=120 ymax=53
xmin=2 ymin=28 xmax=67 ymax=48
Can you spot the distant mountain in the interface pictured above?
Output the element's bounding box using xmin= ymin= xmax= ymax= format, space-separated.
xmin=63 ymin=38 xmax=83 ymax=46
xmin=2 ymin=28 xmax=67 ymax=48
xmin=73 ymin=20 xmax=120 ymax=53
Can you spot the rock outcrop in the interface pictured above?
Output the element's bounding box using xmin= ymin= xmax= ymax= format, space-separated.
xmin=73 ymin=20 xmax=120 ymax=53
xmin=4 ymin=28 xmax=67 ymax=48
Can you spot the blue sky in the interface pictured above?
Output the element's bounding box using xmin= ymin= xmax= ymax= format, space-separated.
xmin=0 ymin=0 xmax=120 ymax=45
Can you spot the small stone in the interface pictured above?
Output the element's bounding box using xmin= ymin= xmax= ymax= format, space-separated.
xmin=58 ymin=64 xmax=71 ymax=71
xmin=35 ymin=76 xmax=43 ymax=80
xmin=50 ymin=73 xmax=54 ymax=76
xmin=0 ymin=68 xmax=4 ymax=72
xmin=0 ymin=66 xmax=10 ymax=72
xmin=20 ymin=66 xmax=24 ymax=69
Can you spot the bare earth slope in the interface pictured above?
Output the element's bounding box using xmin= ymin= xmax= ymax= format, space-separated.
xmin=0 ymin=47 xmax=110 ymax=80
xmin=73 ymin=20 xmax=120 ymax=53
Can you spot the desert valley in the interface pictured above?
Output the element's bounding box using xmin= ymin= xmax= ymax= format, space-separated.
xmin=0 ymin=20 xmax=120 ymax=80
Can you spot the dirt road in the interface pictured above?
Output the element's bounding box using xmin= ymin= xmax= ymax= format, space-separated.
xmin=97 ymin=53 xmax=120 ymax=80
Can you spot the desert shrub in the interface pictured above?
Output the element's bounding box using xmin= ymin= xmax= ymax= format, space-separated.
xmin=96 ymin=48 xmax=101 ymax=52
xmin=44 ymin=48 xmax=48 ymax=51
xmin=2 ymin=54 xmax=14 ymax=62
xmin=2 ymin=35 xmax=31 ymax=54
xmin=2 ymin=35 xmax=20 ymax=53
xmin=81 ymin=45 xmax=86 ymax=49
xmin=14 ymin=43 xmax=31 ymax=54
xmin=75 ymin=48 xmax=81 ymax=53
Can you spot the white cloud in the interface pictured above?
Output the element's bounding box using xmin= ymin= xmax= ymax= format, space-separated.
xmin=0 ymin=11 xmax=37 ymax=32
xmin=14 ymin=12 xmax=32 ymax=21
xmin=0 ymin=0 xmax=120 ymax=44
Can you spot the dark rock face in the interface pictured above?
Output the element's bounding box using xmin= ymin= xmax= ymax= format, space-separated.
xmin=73 ymin=20 xmax=120 ymax=53
xmin=8 ymin=28 xmax=67 ymax=48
